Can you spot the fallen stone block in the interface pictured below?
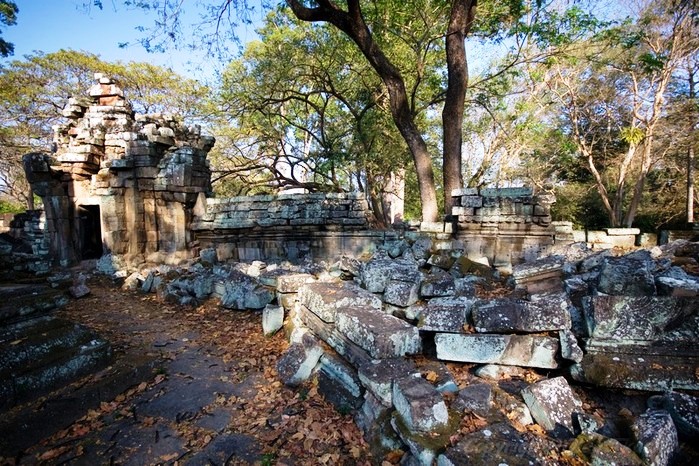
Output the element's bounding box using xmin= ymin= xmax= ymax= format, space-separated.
xmin=217 ymin=274 xmax=274 ymax=310
xmin=392 ymin=376 xmax=449 ymax=433
xmin=384 ymin=278 xmax=421 ymax=307
xmin=437 ymin=423 xmax=541 ymax=466
xmin=420 ymin=272 xmax=455 ymax=298
xmin=559 ymin=329 xmax=584 ymax=363
xmin=572 ymin=352 xmax=699 ymax=390
xmin=511 ymin=256 xmax=564 ymax=294
xmin=69 ymin=282 xmax=91 ymax=298
xmin=262 ymin=304 xmax=284 ymax=336
xmin=632 ymin=409 xmax=678 ymax=466
xmin=596 ymin=250 xmax=656 ymax=296
xmin=491 ymin=386 xmax=534 ymax=426
xmin=582 ymin=295 xmax=699 ymax=341
xmin=471 ymin=294 xmax=571 ymax=333
xmin=298 ymin=281 xmax=382 ymax=323
xmin=418 ymin=361 xmax=459 ymax=394
xmin=335 ymin=306 xmax=421 ymax=359
xmin=122 ymin=272 xmax=143 ymax=291
xmin=354 ymin=392 xmax=404 ymax=459
xmin=276 ymin=273 xmax=316 ymax=293
xmin=357 ymin=358 xmax=420 ymax=407
xmin=296 ymin=303 xmax=372 ymax=368
xmin=521 ymin=376 xmax=582 ymax=435
xmin=656 ymin=266 xmax=699 ymax=297
xmin=276 ymin=332 xmax=323 ymax=387
xmin=450 ymin=255 xmax=494 ymax=279
xmin=426 ymin=252 xmax=455 ymax=270
xmin=569 ymin=432 xmax=644 ymax=466
xmin=453 ymin=383 xmax=492 ymax=416
xmin=417 ymin=296 xmax=476 ymax=333
xmin=360 ymin=258 xmax=419 ymax=293
xmin=648 ymin=392 xmax=699 ymax=439
xmin=317 ymin=353 xmax=364 ymax=412
xmin=435 ymin=333 xmax=559 ymax=369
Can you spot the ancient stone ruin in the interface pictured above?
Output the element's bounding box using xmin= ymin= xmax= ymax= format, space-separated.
xmin=3 ymin=74 xmax=699 ymax=464
xmin=23 ymin=73 xmax=214 ymax=267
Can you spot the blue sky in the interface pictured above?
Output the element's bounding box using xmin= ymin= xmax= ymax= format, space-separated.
xmin=2 ymin=0 xmax=262 ymax=78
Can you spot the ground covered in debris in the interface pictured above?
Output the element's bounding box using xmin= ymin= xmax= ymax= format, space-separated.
xmin=1 ymin=276 xmax=372 ymax=465
xmin=2 ymin=266 xmax=698 ymax=465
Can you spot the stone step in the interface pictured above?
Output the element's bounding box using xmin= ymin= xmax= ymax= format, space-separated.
xmin=0 ymin=351 xmax=157 ymax=456
xmin=0 ymin=284 xmax=68 ymax=325
xmin=0 ymin=317 xmax=100 ymax=377
xmin=1 ymin=334 xmax=112 ymax=411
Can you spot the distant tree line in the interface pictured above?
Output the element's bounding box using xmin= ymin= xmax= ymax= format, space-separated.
xmin=1 ymin=0 xmax=698 ymax=231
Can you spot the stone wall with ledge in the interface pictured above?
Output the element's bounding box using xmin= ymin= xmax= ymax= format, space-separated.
xmin=450 ymin=187 xmax=557 ymax=270
xmin=191 ymin=193 xmax=403 ymax=263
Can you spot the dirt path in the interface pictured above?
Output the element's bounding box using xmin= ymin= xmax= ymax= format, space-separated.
xmin=4 ymin=276 xmax=372 ymax=465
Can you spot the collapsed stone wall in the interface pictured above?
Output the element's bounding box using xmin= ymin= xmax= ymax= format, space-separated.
xmin=451 ymin=187 xmax=556 ymax=269
xmin=22 ymin=73 xmax=564 ymax=272
xmin=24 ymin=74 xmax=214 ymax=267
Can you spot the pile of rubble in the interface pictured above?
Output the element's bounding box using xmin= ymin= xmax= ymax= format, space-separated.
xmin=110 ymin=235 xmax=699 ymax=465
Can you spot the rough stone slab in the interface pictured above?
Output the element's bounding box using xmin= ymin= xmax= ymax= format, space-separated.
xmin=262 ymin=304 xmax=284 ymax=336
xmin=417 ymin=296 xmax=477 ymax=333
xmin=216 ymin=275 xmax=274 ymax=310
xmin=317 ymin=353 xmax=364 ymax=411
xmin=298 ymin=281 xmax=382 ymax=323
xmin=437 ymin=423 xmax=541 ymax=466
xmin=572 ymin=352 xmax=699 ymax=390
xmin=357 ymin=359 xmax=420 ymax=407
xmin=521 ymin=376 xmax=582 ymax=434
xmin=654 ymin=392 xmax=699 ymax=439
xmin=276 ymin=273 xmax=316 ymax=293
xmin=276 ymin=332 xmax=323 ymax=387
xmin=418 ymin=361 xmax=459 ymax=394
xmin=474 ymin=364 xmax=526 ymax=380
xmin=453 ymin=384 xmax=492 ymax=416
xmin=296 ymin=304 xmax=372 ymax=368
xmin=335 ymin=306 xmax=421 ymax=359
xmin=569 ymin=433 xmax=644 ymax=465
xmin=596 ymin=251 xmax=656 ymax=296
xmin=511 ymin=256 xmax=564 ymax=293
xmin=582 ymin=295 xmax=699 ymax=341
xmin=491 ymin=386 xmax=534 ymax=426
xmin=559 ymin=329 xmax=584 ymax=363
xmin=451 ymin=187 xmax=479 ymax=197
xmin=419 ymin=272 xmax=456 ymax=298
xmin=383 ymin=279 xmax=421 ymax=307
xmin=632 ymin=409 xmax=678 ymax=466
xmin=360 ymin=258 xmax=419 ymax=293
xmin=392 ymin=376 xmax=449 ymax=433
xmin=435 ymin=333 xmax=559 ymax=369
xmin=481 ymin=187 xmax=534 ymax=197
xmin=471 ymin=294 xmax=571 ymax=333
xmin=390 ymin=416 xmax=443 ymax=466
xmin=605 ymin=227 xmax=641 ymax=236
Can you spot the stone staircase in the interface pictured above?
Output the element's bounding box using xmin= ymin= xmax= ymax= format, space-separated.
xmin=0 ymin=281 xmax=112 ymax=412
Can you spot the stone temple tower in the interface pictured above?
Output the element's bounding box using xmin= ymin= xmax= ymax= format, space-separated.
xmin=24 ymin=73 xmax=215 ymax=268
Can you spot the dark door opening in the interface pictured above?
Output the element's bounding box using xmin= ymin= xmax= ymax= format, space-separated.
xmin=78 ymin=205 xmax=103 ymax=260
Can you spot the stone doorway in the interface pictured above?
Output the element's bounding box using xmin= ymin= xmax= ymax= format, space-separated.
xmin=77 ymin=205 xmax=102 ymax=260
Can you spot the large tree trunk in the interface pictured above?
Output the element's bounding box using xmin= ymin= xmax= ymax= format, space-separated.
xmin=288 ymin=0 xmax=439 ymax=221
xmin=688 ymin=67 xmax=696 ymax=224
xmin=442 ymin=0 xmax=476 ymax=218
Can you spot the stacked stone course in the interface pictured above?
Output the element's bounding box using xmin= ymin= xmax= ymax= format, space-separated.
xmin=451 ymin=187 xmax=556 ymax=269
